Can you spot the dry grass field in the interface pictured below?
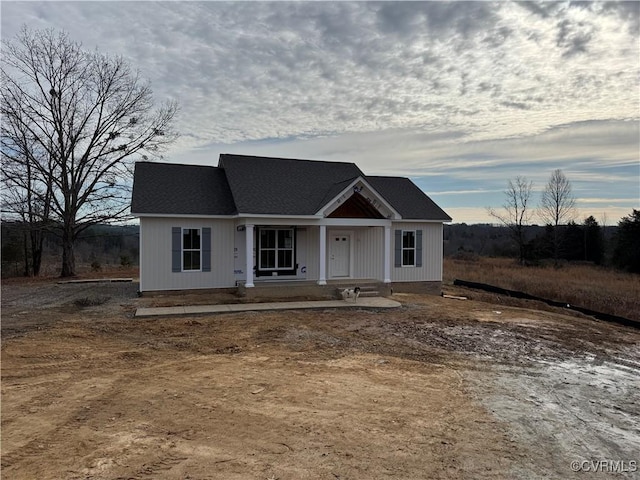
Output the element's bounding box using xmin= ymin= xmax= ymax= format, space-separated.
xmin=444 ymin=257 xmax=640 ymax=322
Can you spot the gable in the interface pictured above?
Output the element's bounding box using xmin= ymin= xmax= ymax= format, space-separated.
xmin=317 ymin=177 xmax=399 ymax=219
xmin=327 ymin=192 xmax=385 ymax=219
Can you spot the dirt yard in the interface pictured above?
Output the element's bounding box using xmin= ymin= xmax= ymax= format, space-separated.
xmin=2 ymin=280 xmax=639 ymax=479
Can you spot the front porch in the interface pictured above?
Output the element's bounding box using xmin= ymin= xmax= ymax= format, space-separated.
xmin=237 ymin=278 xmax=392 ymax=301
xmin=239 ymin=221 xmax=393 ymax=289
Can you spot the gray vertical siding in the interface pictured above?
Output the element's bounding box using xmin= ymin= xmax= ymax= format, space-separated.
xmin=306 ymin=227 xmax=320 ymax=281
xmin=140 ymin=219 xmax=443 ymax=291
xmin=353 ymin=227 xmax=384 ymax=280
xmin=309 ymin=226 xmax=383 ymax=281
xmin=140 ymin=217 xmax=236 ymax=291
xmin=391 ymin=222 xmax=443 ymax=282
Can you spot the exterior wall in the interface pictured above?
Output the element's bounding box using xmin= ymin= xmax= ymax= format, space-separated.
xmin=305 ymin=226 xmax=320 ymax=281
xmin=139 ymin=219 xmax=443 ymax=292
xmin=140 ymin=217 xmax=236 ymax=291
xmin=391 ymin=222 xmax=443 ymax=282
xmin=353 ymin=227 xmax=384 ymax=280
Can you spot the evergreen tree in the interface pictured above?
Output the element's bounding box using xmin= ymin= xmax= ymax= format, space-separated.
xmin=583 ymin=216 xmax=604 ymax=264
xmin=612 ymin=210 xmax=640 ymax=273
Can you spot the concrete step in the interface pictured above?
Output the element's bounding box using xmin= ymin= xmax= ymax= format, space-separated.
xmin=359 ymin=291 xmax=380 ymax=297
xmin=335 ymin=285 xmax=382 ymax=298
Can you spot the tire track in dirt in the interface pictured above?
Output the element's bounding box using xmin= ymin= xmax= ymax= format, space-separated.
xmin=112 ymin=451 xmax=189 ymax=479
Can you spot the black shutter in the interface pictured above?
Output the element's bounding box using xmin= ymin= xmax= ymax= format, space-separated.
xmin=416 ymin=230 xmax=423 ymax=267
xmin=394 ymin=229 xmax=402 ymax=267
xmin=171 ymin=227 xmax=181 ymax=272
xmin=202 ymin=227 xmax=211 ymax=272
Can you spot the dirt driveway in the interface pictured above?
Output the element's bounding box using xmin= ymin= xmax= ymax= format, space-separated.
xmin=2 ymin=281 xmax=639 ymax=479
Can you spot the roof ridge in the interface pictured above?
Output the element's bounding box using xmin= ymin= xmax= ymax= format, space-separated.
xmin=219 ymin=153 xmax=360 ymax=167
xmin=136 ymin=160 xmax=219 ymax=169
xmin=366 ymin=174 xmax=409 ymax=180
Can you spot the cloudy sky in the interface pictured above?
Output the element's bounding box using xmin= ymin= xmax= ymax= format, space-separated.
xmin=2 ymin=1 xmax=639 ymax=224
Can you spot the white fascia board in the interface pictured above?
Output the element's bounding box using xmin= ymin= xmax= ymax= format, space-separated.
xmin=322 ymin=218 xmax=391 ymax=227
xmin=315 ymin=176 xmax=401 ymax=219
xmin=391 ymin=219 xmax=447 ymax=224
xmin=237 ymin=216 xmax=391 ymax=227
xmin=236 ymin=214 xmax=321 ymax=226
xmin=133 ymin=212 xmax=237 ymax=219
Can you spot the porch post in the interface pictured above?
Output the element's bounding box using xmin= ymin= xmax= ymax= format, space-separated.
xmin=383 ymin=225 xmax=391 ymax=283
xmin=318 ymin=224 xmax=327 ymax=285
xmin=245 ymin=224 xmax=254 ymax=288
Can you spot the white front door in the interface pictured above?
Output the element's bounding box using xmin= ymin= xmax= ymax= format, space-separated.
xmin=329 ymin=234 xmax=351 ymax=277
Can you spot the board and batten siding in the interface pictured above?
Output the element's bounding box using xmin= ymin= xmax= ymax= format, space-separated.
xmin=139 ymin=217 xmax=236 ymax=291
xmin=391 ymin=222 xmax=443 ymax=282
xmin=353 ymin=227 xmax=384 ymax=280
xmin=309 ymin=226 xmax=384 ymax=281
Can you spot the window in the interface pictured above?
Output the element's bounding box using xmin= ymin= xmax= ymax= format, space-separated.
xmin=183 ymin=228 xmax=201 ymax=271
xmin=258 ymin=228 xmax=294 ymax=271
xmin=402 ymin=230 xmax=416 ymax=266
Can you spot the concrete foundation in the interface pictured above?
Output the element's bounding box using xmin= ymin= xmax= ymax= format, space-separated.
xmin=390 ymin=281 xmax=442 ymax=295
xmin=140 ymin=280 xmax=439 ymax=301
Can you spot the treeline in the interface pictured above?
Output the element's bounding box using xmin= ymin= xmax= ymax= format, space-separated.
xmin=2 ymin=211 xmax=639 ymax=278
xmin=1 ymin=222 xmax=139 ymax=278
xmin=446 ymin=209 xmax=640 ymax=273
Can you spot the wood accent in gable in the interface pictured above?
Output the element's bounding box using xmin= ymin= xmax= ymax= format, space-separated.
xmin=327 ymin=192 xmax=385 ymax=219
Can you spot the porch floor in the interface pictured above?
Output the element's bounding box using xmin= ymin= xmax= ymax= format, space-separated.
xmin=135 ymin=296 xmax=401 ymax=317
xmin=249 ymin=278 xmax=383 ymax=287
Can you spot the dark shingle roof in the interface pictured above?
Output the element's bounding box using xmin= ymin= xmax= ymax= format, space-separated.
xmin=131 ymin=155 xmax=451 ymax=221
xmin=366 ymin=176 xmax=452 ymax=221
xmin=131 ymin=162 xmax=236 ymax=215
xmin=218 ymin=154 xmax=362 ymax=215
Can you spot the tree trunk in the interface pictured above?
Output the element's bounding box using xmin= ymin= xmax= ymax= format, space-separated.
xmin=516 ymin=226 xmax=526 ymax=265
xmin=60 ymin=223 xmax=76 ymax=277
xmin=31 ymin=229 xmax=43 ymax=276
xmin=553 ymin=224 xmax=559 ymax=266
xmin=22 ymin=230 xmax=30 ymax=277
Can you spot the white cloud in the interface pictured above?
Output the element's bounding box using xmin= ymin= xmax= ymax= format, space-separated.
xmin=1 ymin=1 xmax=638 ymax=224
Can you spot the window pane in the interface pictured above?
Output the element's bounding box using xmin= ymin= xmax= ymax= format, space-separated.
xmin=183 ymin=251 xmax=201 ymax=270
xmin=278 ymin=250 xmax=293 ymax=268
xmin=403 ymin=231 xmax=415 ymax=248
xmin=183 ymin=229 xmax=200 ymax=249
xmin=403 ymin=249 xmax=415 ymax=266
xmin=278 ymin=229 xmax=293 ymax=248
xmin=260 ymin=250 xmax=275 ymax=269
xmin=261 ymin=230 xmax=275 ymax=249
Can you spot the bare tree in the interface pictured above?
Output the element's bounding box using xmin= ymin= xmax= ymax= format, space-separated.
xmin=539 ymin=169 xmax=576 ymax=263
xmin=1 ymin=108 xmax=54 ymax=276
xmin=1 ymin=27 xmax=177 ymax=276
xmin=487 ymin=176 xmax=535 ymax=264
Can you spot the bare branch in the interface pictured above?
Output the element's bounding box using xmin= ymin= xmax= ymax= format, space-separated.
xmin=1 ymin=26 xmax=178 ymax=276
xmin=538 ymin=169 xmax=576 ymax=263
xmin=487 ymin=176 xmax=534 ymax=264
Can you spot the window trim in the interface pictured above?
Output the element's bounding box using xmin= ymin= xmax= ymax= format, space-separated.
xmin=182 ymin=227 xmax=202 ymax=272
xmin=401 ymin=230 xmax=416 ymax=267
xmin=256 ymin=227 xmax=296 ymax=276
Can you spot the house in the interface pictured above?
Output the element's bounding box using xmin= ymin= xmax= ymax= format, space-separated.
xmin=130 ymin=154 xmax=451 ymax=296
